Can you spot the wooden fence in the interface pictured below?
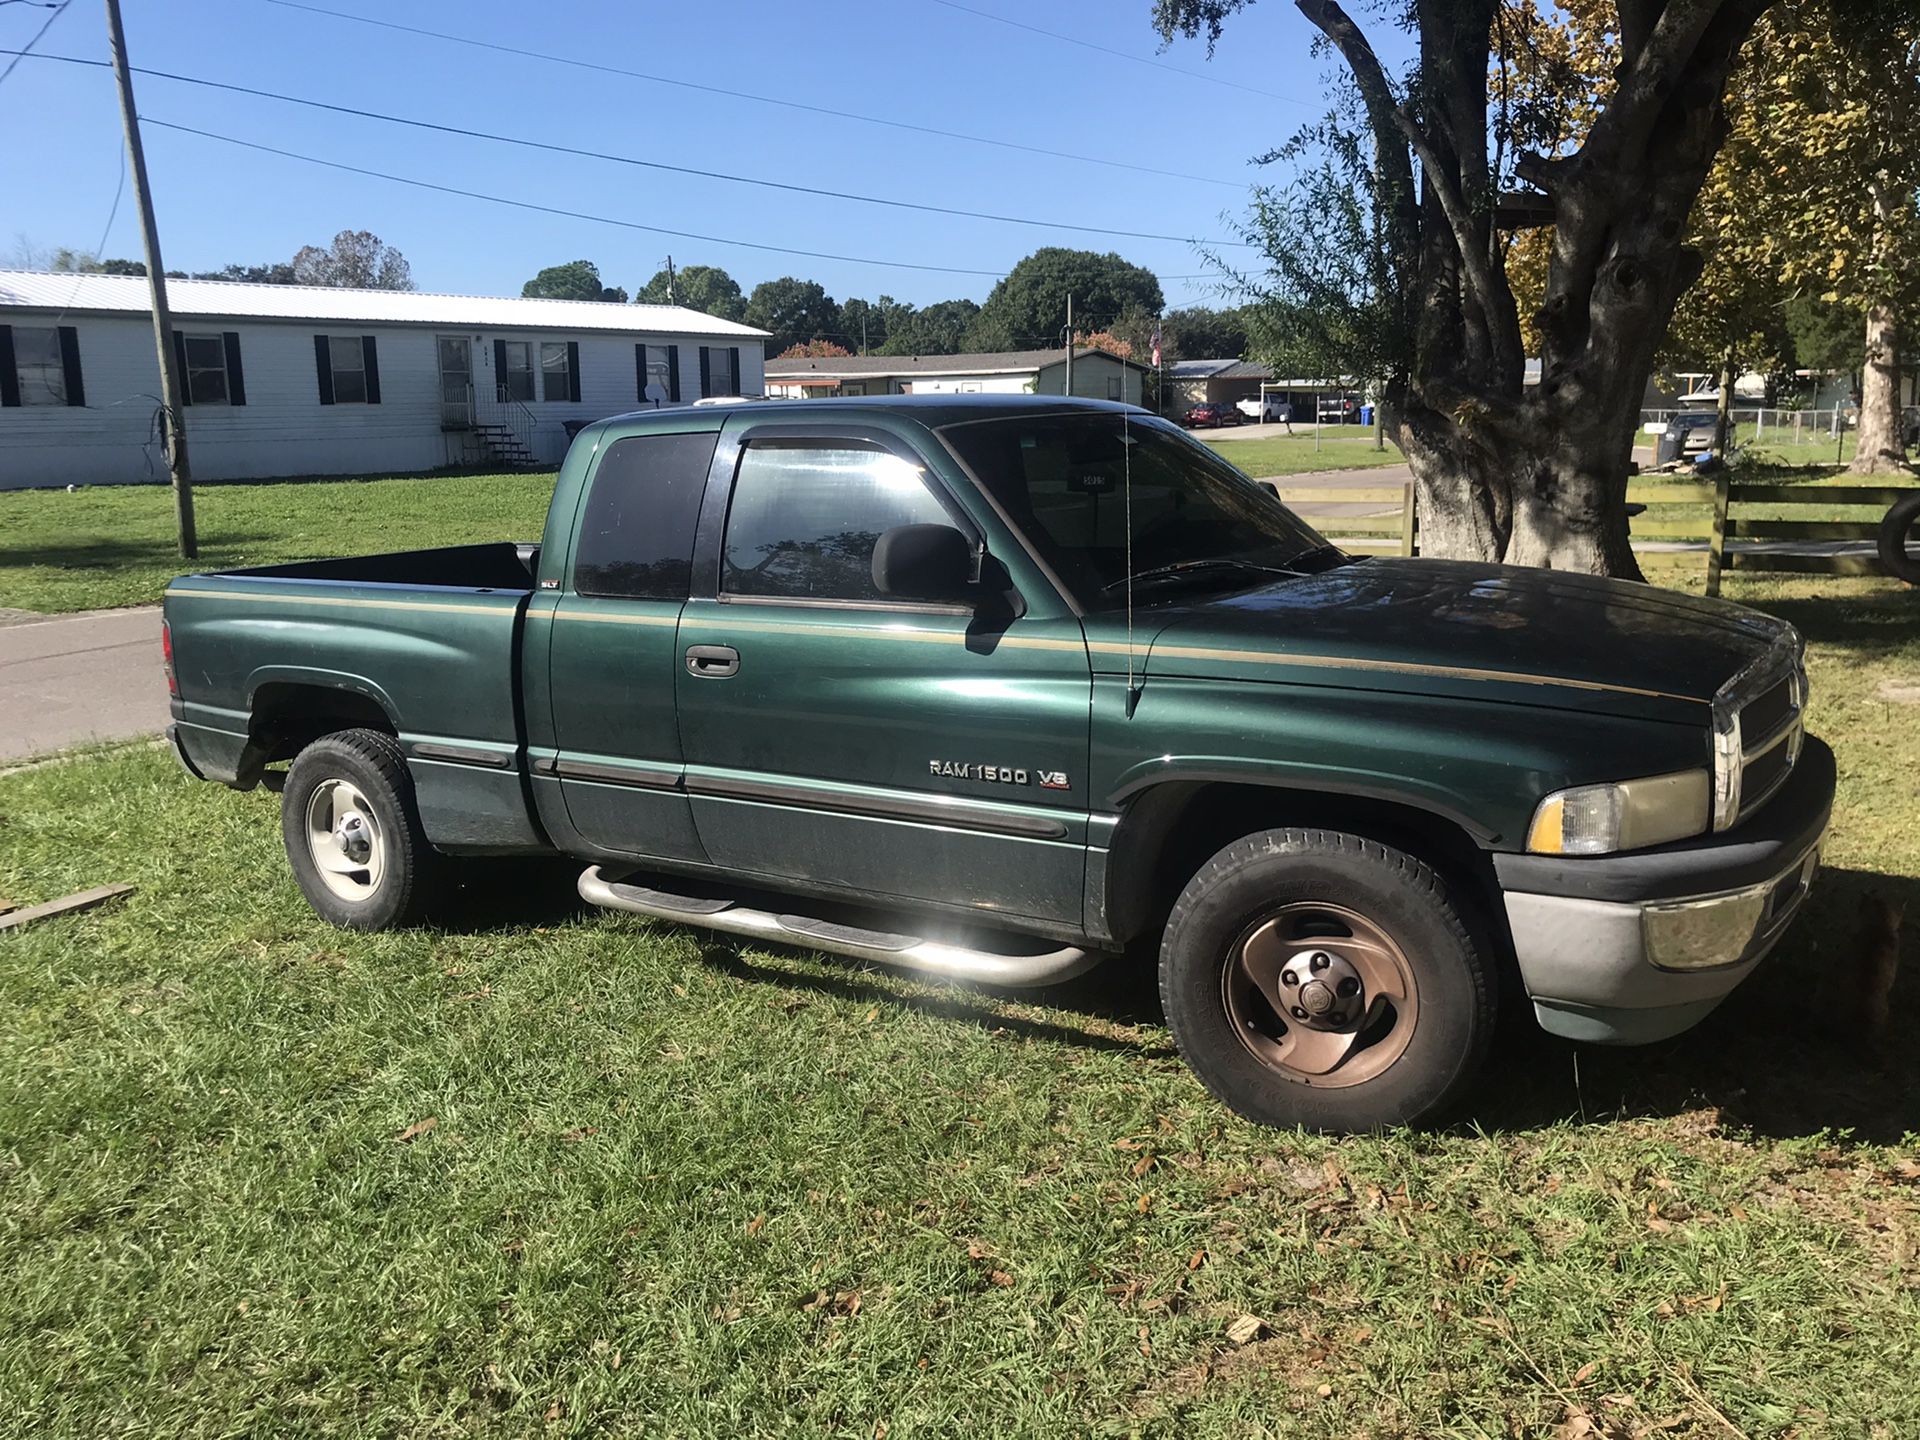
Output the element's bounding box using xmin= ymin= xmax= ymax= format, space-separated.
xmin=1260 ymin=480 xmax=1417 ymax=555
xmin=1263 ymin=475 xmax=1912 ymax=592
xmin=1626 ymin=478 xmax=1913 ymax=596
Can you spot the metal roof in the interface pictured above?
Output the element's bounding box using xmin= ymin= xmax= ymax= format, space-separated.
xmin=0 ymin=270 xmax=769 ymax=338
xmin=766 ymin=346 xmax=1150 ymax=379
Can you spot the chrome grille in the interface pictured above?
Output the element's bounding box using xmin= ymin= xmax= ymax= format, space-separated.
xmin=1731 ymin=653 xmax=1805 ymax=824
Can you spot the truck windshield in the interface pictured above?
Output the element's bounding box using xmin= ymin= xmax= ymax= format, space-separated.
xmin=941 ymin=412 xmax=1338 ymax=610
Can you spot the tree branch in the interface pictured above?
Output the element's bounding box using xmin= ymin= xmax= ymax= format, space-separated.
xmin=1295 ymin=0 xmax=1513 ymax=375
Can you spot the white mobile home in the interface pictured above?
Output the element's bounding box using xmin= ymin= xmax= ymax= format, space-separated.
xmin=763 ymin=347 xmax=1150 ymax=405
xmin=0 ymin=271 xmax=768 ymax=489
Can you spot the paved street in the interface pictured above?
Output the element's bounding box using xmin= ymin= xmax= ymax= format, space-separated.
xmin=0 ymin=607 xmax=169 ymax=763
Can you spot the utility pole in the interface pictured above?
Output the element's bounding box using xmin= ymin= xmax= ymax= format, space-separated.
xmin=104 ymin=0 xmax=195 ymax=559
xmin=1063 ymin=294 xmax=1073 ymax=398
xmin=664 ymin=254 xmax=676 ymax=304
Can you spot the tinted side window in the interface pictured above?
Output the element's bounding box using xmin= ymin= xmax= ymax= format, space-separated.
xmin=572 ymin=431 xmax=719 ymax=599
xmin=722 ymin=443 xmax=951 ymax=602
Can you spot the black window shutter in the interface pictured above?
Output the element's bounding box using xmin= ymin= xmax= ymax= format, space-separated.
xmin=222 ymin=332 xmax=247 ymax=406
xmin=667 ymin=344 xmax=680 ymax=402
xmin=698 ymin=346 xmax=711 ymax=397
xmin=0 ymin=326 xmax=18 ymax=408
xmin=314 ymin=334 xmax=335 ymax=404
xmin=493 ymin=338 xmax=508 ymax=398
xmin=635 ymin=343 xmax=647 ymax=402
xmin=566 ymin=340 xmax=581 ymax=402
xmin=57 ymin=326 xmax=84 ymax=407
xmin=362 ymin=335 xmax=380 ymax=404
xmin=172 ymin=330 xmax=191 ymax=406
xmin=728 ymin=346 xmax=740 ymax=396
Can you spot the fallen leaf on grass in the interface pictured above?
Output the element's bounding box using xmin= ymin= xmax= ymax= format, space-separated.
xmin=393 ymin=1117 xmax=437 ymax=1143
xmin=1225 ymin=1314 xmax=1266 ymax=1345
xmin=1129 ymin=1153 xmax=1155 ymax=1178
xmin=1187 ymin=1249 xmax=1206 ymax=1271
xmin=986 ymin=1269 xmax=1014 ymax=1287
xmin=746 ymin=1212 xmax=767 ymax=1237
xmin=1573 ymin=1361 xmax=1599 ymax=1385
xmin=561 ymin=1127 xmax=598 ymax=1142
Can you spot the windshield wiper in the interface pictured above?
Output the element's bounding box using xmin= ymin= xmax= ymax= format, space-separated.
xmin=1100 ymin=557 xmax=1302 ymax=595
xmin=1274 ymin=543 xmax=1350 ymax=573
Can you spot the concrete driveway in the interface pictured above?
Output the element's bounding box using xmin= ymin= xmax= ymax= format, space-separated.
xmin=0 ymin=607 xmax=169 ymax=762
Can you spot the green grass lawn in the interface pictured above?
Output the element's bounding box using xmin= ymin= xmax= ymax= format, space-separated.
xmin=0 ymin=472 xmax=556 ymax=614
xmin=1200 ymin=430 xmax=1406 ymax=479
xmin=3 ymin=573 xmax=1918 ymax=1435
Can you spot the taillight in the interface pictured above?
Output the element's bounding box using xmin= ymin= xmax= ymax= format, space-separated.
xmin=161 ymin=618 xmax=178 ymax=697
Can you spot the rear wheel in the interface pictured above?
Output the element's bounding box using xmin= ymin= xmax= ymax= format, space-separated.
xmin=1878 ymin=491 xmax=1920 ymax=585
xmin=282 ymin=728 xmax=436 ymax=930
xmin=1159 ymin=828 xmax=1493 ymax=1132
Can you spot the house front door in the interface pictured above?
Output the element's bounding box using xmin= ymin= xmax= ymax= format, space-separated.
xmin=437 ymin=335 xmax=473 ymax=430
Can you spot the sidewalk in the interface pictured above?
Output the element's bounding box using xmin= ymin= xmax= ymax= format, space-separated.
xmin=0 ymin=607 xmax=169 ymax=762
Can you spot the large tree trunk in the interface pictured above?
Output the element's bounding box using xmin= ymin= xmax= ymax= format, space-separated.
xmin=1851 ymin=301 xmax=1909 ymax=473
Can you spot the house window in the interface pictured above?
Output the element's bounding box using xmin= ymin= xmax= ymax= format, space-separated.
xmin=1107 ymin=376 xmax=1123 ymax=401
xmin=702 ymin=345 xmax=737 ymax=398
xmin=642 ymin=344 xmax=675 ymax=402
xmin=840 ymin=382 xmax=867 ymax=398
xmin=541 ymin=341 xmax=572 ymax=401
xmin=184 ymin=334 xmax=232 ymax=405
xmin=11 ymin=326 xmax=67 ymax=405
xmin=498 ymin=340 xmax=533 ymax=402
xmin=328 ymin=336 xmax=368 ymax=403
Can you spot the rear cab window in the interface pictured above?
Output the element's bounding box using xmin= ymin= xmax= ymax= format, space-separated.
xmin=572 ymin=431 xmax=720 ymax=599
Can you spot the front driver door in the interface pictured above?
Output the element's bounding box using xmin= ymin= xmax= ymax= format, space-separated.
xmin=674 ymin=424 xmax=1094 ymax=928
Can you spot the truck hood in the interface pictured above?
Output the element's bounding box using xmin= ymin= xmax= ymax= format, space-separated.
xmin=1095 ymin=557 xmax=1790 ymax=720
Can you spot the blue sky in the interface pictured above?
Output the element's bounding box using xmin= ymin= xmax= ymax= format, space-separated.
xmin=1 ymin=0 xmax=1407 ymax=313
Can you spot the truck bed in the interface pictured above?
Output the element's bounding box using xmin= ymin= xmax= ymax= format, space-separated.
xmin=230 ymin=541 xmax=541 ymax=592
xmin=164 ymin=543 xmax=547 ymax=853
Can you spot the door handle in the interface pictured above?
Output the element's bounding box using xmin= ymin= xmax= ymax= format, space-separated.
xmin=685 ymin=644 xmax=740 ymax=679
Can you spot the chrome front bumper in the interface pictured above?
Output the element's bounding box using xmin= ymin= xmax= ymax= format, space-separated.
xmin=1494 ymin=737 xmax=1835 ymax=1046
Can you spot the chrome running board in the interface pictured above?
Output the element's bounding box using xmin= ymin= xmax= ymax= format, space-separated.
xmin=577 ymin=865 xmax=1102 ymax=989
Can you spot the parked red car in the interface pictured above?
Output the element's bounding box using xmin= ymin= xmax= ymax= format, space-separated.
xmin=1181 ymin=402 xmax=1242 ymax=428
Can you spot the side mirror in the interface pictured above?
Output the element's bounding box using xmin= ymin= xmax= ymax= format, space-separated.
xmin=872 ymin=523 xmax=976 ymax=602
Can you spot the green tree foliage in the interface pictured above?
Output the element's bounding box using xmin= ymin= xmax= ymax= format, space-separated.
xmin=289 ymin=230 xmax=414 ymax=290
xmin=48 ymin=249 xmax=148 ymax=276
xmin=1784 ymin=295 xmax=1865 ymax=373
xmin=838 ymin=296 xmax=917 ymax=353
xmin=967 ymin=248 xmax=1165 ymax=352
xmin=635 ymin=264 xmax=747 ymax=322
xmin=877 ymin=299 xmax=981 ymax=356
xmin=191 ymin=262 xmax=300 ymax=284
xmin=521 ymin=259 xmax=627 ymax=303
xmin=745 ymin=277 xmax=842 ymax=355
xmin=1159 ymin=305 xmax=1250 ymax=360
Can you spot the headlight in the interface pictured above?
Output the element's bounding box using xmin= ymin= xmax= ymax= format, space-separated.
xmin=1526 ymin=769 xmax=1712 ymax=855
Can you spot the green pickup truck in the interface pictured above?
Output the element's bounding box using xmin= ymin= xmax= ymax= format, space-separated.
xmin=163 ymin=396 xmax=1832 ymax=1131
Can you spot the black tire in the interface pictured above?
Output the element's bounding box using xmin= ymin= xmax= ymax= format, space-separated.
xmin=1877 ymin=491 xmax=1920 ymax=586
xmin=281 ymin=728 xmax=436 ymax=930
xmin=1158 ymin=828 xmax=1494 ymax=1132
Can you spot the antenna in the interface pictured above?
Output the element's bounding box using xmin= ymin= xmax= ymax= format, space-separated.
xmin=1122 ymin=406 xmax=1139 ymax=718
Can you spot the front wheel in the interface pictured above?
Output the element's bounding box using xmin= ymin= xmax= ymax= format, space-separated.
xmin=1878 ymin=491 xmax=1920 ymax=585
xmin=281 ymin=728 xmax=436 ymax=930
xmin=1159 ymin=829 xmax=1494 ymax=1132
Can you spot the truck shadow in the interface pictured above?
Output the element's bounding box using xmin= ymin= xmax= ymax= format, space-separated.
xmin=426 ymin=858 xmax=1917 ymax=1145
xmin=1473 ymin=865 xmax=1920 ymax=1145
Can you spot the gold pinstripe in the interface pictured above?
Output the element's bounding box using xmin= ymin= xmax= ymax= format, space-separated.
xmin=171 ymin=588 xmax=1703 ymax=704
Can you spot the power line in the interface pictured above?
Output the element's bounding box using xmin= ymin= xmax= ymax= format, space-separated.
xmin=924 ymin=0 xmax=1307 ymax=107
xmin=0 ymin=0 xmax=66 ymax=87
xmin=8 ymin=50 xmax=1250 ymax=250
xmin=257 ymin=0 xmax=1246 ymax=190
xmin=141 ymin=118 xmax=1019 ymax=278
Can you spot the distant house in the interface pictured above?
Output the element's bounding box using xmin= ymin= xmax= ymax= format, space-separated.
xmin=0 ymin=270 xmax=769 ymax=489
xmin=763 ymin=347 xmax=1150 ymax=405
xmin=1163 ymin=360 xmax=1361 ymax=420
